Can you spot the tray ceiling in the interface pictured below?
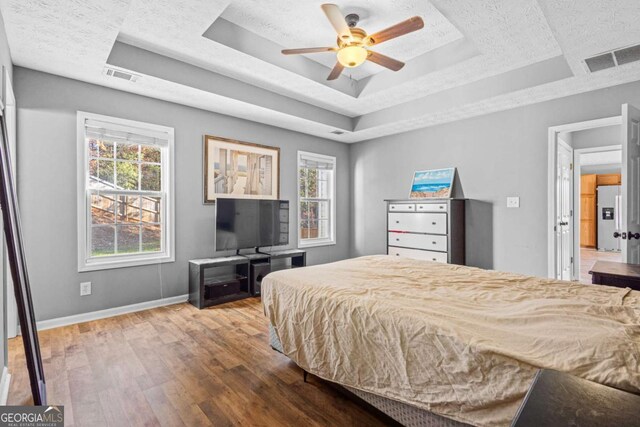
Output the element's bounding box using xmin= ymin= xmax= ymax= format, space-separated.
xmin=2 ymin=0 xmax=640 ymax=143
xmin=220 ymin=0 xmax=464 ymax=80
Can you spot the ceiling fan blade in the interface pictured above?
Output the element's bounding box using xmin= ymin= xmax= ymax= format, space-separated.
xmin=367 ymin=51 xmax=405 ymax=71
xmin=321 ymin=4 xmax=352 ymax=42
xmin=282 ymin=47 xmax=336 ymax=55
xmin=327 ymin=62 xmax=344 ymax=80
xmin=366 ymin=16 xmax=424 ymax=46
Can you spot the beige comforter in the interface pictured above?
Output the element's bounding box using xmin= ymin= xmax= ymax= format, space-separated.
xmin=262 ymin=255 xmax=640 ymax=427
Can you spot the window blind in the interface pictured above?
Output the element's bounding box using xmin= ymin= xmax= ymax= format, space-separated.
xmin=299 ymin=154 xmax=335 ymax=170
xmin=84 ymin=119 xmax=169 ymax=147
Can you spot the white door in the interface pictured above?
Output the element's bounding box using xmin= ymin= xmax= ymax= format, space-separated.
xmin=620 ymin=104 xmax=640 ymax=263
xmin=556 ymin=139 xmax=573 ymax=280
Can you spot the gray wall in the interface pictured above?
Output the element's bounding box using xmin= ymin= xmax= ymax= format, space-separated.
xmin=15 ymin=67 xmax=350 ymax=321
xmin=350 ymin=80 xmax=640 ymax=277
xmin=571 ymin=125 xmax=621 ymax=150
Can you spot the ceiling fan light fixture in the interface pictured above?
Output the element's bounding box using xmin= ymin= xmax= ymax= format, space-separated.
xmin=337 ymin=45 xmax=367 ymax=68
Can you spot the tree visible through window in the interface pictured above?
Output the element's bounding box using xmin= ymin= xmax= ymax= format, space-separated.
xmin=298 ymin=151 xmax=336 ymax=247
xmin=78 ymin=112 xmax=174 ymax=271
xmin=88 ymin=140 xmax=162 ymax=256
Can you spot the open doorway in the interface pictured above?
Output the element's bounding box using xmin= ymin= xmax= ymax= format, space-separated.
xmin=549 ymin=104 xmax=640 ymax=283
xmin=574 ymin=144 xmax=623 ymax=283
xmin=547 ymin=116 xmax=622 ymax=282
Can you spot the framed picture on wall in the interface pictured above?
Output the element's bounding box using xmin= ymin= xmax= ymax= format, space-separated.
xmin=409 ymin=167 xmax=456 ymax=198
xmin=204 ymin=135 xmax=280 ymax=204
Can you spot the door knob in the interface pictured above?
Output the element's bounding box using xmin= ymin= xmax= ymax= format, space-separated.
xmin=559 ymin=221 xmax=569 ymax=226
xmin=628 ymin=231 xmax=640 ymax=240
xmin=614 ymin=231 xmax=621 ymax=238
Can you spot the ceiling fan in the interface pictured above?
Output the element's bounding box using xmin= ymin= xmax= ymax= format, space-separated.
xmin=282 ymin=4 xmax=424 ymax=80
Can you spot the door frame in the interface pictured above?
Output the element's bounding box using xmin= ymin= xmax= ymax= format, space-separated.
xmin=547 ymin=115 xmax=622 ymax=279
xmin=573 ymin=144 xmax=622 ymax=279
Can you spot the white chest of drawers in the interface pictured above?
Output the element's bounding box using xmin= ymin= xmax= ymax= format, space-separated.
xmin=386 ymin=199 xmax=465 ymax=265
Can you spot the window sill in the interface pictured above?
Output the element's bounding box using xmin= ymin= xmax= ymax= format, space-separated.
xmin=78 ymin=253 xmax=175 ymax=272
xmin=298 ymin=239 xmax=336 ymax=249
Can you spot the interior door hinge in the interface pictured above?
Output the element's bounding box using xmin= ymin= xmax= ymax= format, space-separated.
xmin=570 ymin=163 xmax=573 ymax=170
xmin=570 ymin=256 xmax=574 ymax=264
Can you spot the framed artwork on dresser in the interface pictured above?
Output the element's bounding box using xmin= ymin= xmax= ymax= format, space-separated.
xmin=204 ymin=135 xmax=280 ymax=204
xmin=409 ymin=167 xmax=456 ymax=198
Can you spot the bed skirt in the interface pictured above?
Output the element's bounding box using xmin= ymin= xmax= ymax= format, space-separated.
xmin=268 ymin=324 xmax=470 ymax=427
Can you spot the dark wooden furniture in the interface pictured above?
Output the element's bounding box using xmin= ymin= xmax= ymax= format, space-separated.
xmin=512 ymin=369 xmax=640 ymax=427
xmin=243 ymin=253 xmax=272 ymax=296
xmin=266 ymin=248 xmax=306 ymax=269
xmin=189 ymin=249 xmax=306 ymax=307
xmin=384 ymin=199 xmax=466 ymax=265
xmin=189 ymin=256 xmax=251 ymax=308
xmin=246 ymin=249 xmax=307 ymax=296
xmin=589 ymin=260 xmax=640 ymax=291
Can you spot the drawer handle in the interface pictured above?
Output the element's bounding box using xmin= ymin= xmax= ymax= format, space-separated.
xmin=396 ymin=221 xmax=400 ymax=224
xmin=432 ymin=241 xmax=437 ymax=244
xmin=432 ymin=222 xmax=436 ymax=225
xmin=395 ymin=254 xmax=399 ymax=256
xmin=432 ymin=258 xmax=437 ymax=261
xmin=396 ymin=238 xmax=400 ymax=241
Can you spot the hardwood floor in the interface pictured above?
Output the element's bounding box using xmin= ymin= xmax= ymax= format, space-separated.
xmin=8 ymin=298 xmax=388 ymax=427
xmin=579 ymin=247 xmax=622 ymax=284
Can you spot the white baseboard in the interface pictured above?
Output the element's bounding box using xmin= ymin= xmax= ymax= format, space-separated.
xmin=0 ymin=367 xmax=11 ymax=405
xmin=36 ymin=294 xmax=189 ymax=331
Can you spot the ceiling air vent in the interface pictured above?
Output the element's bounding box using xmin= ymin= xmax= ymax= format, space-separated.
xmin=103 ymin=67 xmax=139 ymax=82
xmin=584 ymin=52 xmax=616 ymax=72
xmin=614 ymin=44 xmax=640 ymax=66
xmin=330 ymin=130 xmax=345 ymax=135
xmin=584 ymin=42 xmax=640 ymax=73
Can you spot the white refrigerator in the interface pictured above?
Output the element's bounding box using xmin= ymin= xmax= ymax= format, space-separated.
xmin=597 ymin=185 xmax=621 ymax=251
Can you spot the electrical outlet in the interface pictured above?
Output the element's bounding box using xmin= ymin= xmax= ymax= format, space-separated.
xmin=507 ymin=197 xmax=520 ymax=208
xmin=80 ymin=281 xmax=91 ymax=296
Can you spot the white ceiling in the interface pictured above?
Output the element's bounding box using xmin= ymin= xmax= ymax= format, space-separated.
xmin=581 ymin=150 xmax=621 ymax=166
xmin=1 ymin=0 xmax=640 ymax=143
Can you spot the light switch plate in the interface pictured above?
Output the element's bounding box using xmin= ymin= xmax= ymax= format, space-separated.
xmin=80 ymin=281 xmax=91 ymax=296
xmin=507 ymin=197 xmax=520 ymax=208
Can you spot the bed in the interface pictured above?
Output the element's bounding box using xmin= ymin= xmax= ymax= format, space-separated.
xmin=262 ymin=255 xmax=640 ymax=427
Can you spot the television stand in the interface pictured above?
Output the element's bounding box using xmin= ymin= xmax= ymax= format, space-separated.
xmin=188 ymin=256 xmax=251 ymax=309
xmin=188 ymin=249 xmax=306 ymax=308
xmin=264 ymin=249 xmax=306 ymax=269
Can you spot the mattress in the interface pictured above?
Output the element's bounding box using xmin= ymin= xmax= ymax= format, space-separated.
xmin=262 ymin=255 xmax=640 ymax=427
xmin=269 ymin=324 xmax=469 ymax=427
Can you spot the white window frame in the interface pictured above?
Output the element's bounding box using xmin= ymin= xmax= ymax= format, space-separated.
xmin=297 ymin=151 xmax=336 ymax=248
xmin=77 ymin=111 xmax=175 ymax=272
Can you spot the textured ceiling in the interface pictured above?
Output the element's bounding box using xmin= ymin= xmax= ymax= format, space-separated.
xmin=221 ymin=0 xmax=463 ymax=80
xmin=538 ymin=0 xmax=640 ymax=75
xmin=1 ymin=0 xmax=640 ymax=143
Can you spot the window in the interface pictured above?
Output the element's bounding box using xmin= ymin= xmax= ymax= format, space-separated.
xmin=298 ymin=151 xmax=336 ymax=248
xmin=77 ymin=112 xmax=174 ymax=271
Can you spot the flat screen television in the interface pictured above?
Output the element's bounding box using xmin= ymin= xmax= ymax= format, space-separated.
xmin=216 ymin=198 xmax=289 ymax=251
